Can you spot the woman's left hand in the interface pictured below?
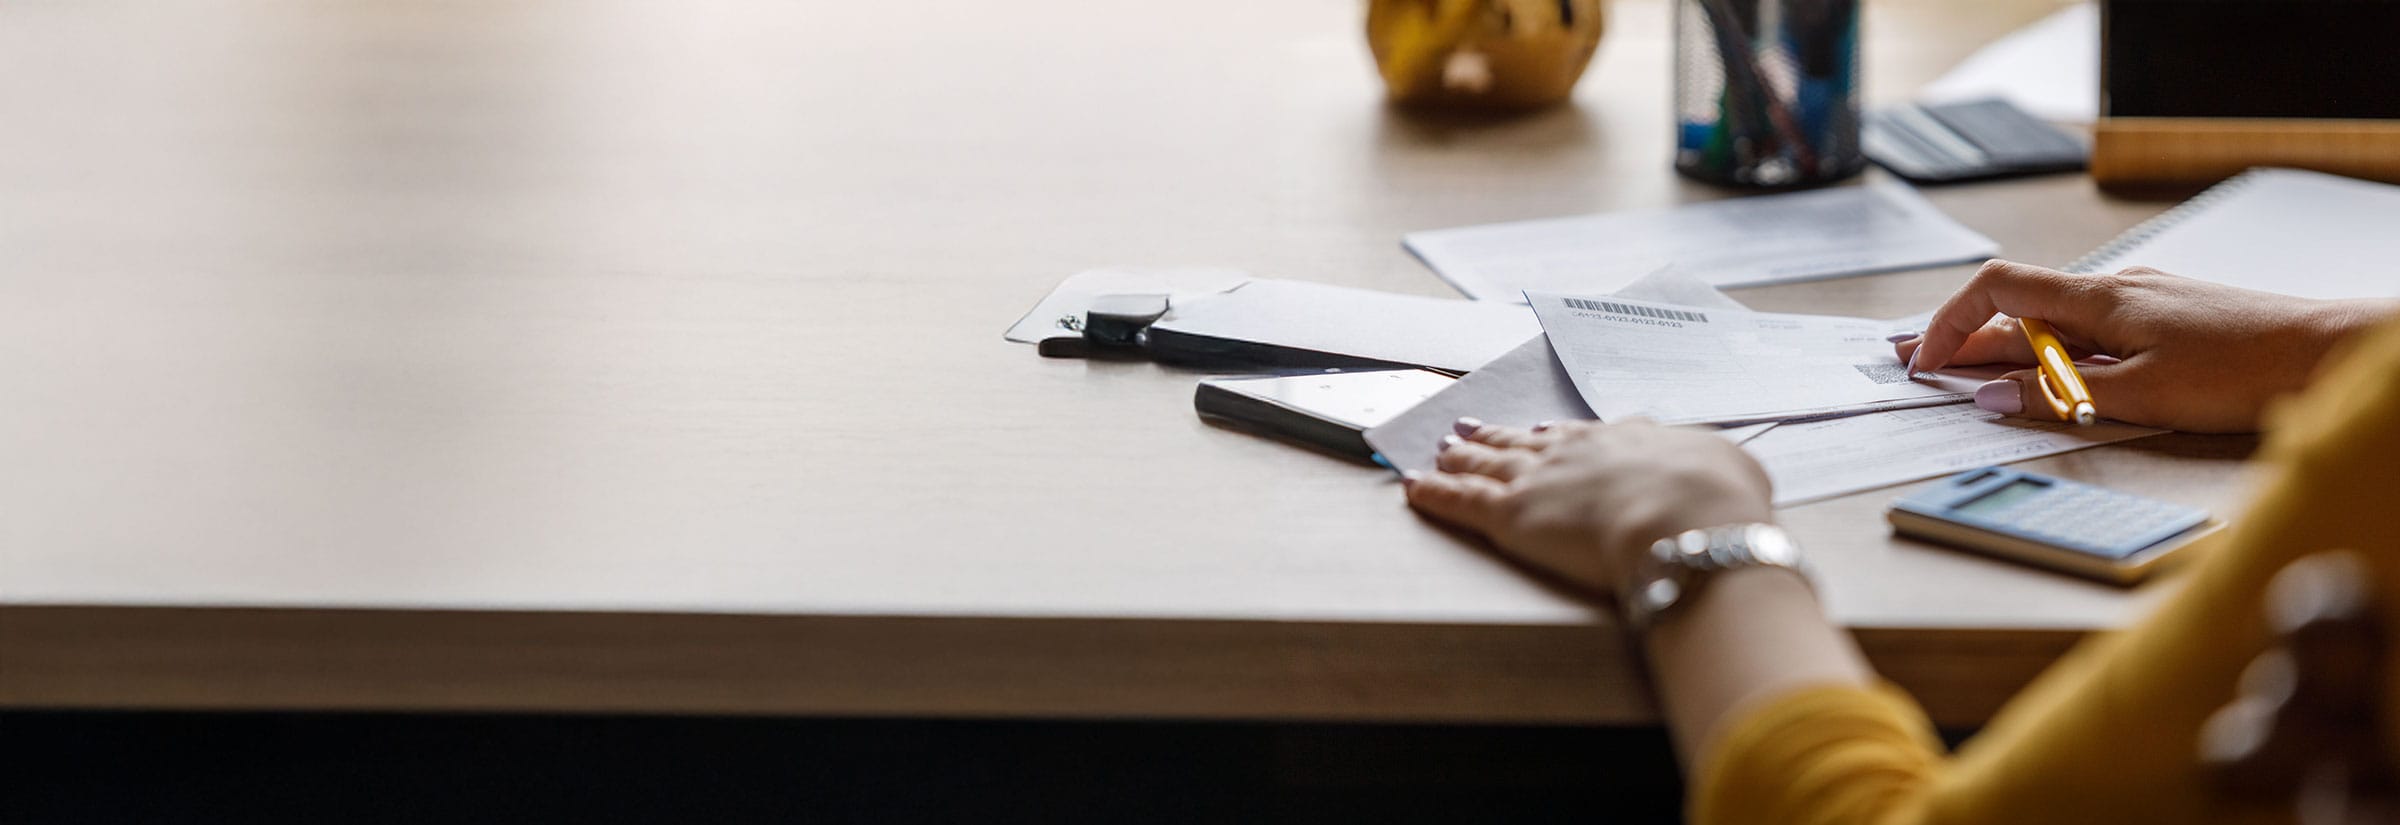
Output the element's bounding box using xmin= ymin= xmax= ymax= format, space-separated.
xmin=1403 ymin=418 xmax=1775 ymax=597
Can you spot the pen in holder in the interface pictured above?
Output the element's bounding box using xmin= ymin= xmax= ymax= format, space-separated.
xmin=1674 ymin=0 xmax=1862 ymax=187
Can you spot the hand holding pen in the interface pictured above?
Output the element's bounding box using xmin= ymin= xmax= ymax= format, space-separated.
xmin=1892 ymin=260 xmax=2400 ymax=434
xmin=2019 ymin=317 xmax=2096 ymax=425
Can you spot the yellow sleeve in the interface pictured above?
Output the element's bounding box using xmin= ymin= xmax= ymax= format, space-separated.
xmin=1693 ymin=317 xmax=2400 ymax=825
xmin=1693 ymin=682 xmax=1944 ymax=825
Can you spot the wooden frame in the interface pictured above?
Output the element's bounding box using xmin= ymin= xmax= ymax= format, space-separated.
xmin=2093 ymin=117 xmax=2400 ymax=192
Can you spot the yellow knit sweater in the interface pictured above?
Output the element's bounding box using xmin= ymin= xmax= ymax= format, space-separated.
xmin=1696 ymin=318 xmax=2400 ymax=825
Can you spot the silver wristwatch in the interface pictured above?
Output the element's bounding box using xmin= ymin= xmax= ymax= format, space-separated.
xmin=1617 ymin=523 xmax=1812 ymax=631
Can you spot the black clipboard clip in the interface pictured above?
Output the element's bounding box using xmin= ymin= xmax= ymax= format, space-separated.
xmin=1034 ymin=293 xmax=1170 ymax=359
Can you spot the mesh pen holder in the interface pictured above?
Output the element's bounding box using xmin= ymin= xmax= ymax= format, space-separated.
xmin=1674 ymin=0 xmax=1863 ymax=187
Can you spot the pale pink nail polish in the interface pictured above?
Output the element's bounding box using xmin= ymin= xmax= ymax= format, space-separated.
xmin=1905 ymin=349 xmax=1922 ymax=376
xmin=1439 ymin=434 xmax=1462 ymax=451
xmin=1400 ymin=470 xmax=1423 ymax=486
xmin=1452 ymin=416 xmax=1484 ymax=437
xmin=1885 ymin=331 xmax=1919 ymax=343
xmin=1974 ymin=379 xmax=2022 ymax=414
xmin=1531 ymin=420 xmax=1554 ymax=432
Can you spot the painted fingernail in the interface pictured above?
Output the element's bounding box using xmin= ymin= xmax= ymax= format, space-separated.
xmin=1974 ymin=379 xmax=2023 ymax=414
xmin=1452 ymin=416 xmax=1484 ymax=437
xmin=1905 ymin=349 xmax=1922 ymax=377
xmin=1885 ymin=331 xmax=1919 ymax=343
xmin=1531 ymin=420 xmax=1554 ymax=432
xmin=1400 ymin=469 xmax=1423 ymax=486
xmin=1439 ymin=434 xmax=1463 ymax=451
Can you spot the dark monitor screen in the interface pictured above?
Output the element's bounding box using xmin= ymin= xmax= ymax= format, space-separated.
xmin=2104 ymin=0 xmax=2400 ymax=119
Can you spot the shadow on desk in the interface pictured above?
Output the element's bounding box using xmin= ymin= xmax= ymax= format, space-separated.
xmin=4 ymin=712 xmax=1694 ymax=825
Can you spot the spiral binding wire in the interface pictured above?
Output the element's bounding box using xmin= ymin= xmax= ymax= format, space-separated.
xmin=2064 ymin=169 xmax=2268 ymax=275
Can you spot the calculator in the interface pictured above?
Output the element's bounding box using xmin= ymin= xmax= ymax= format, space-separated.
xmin=1863 ymin=98 xmax=2087 ymax=184
xmin=1887 ymin=467 xmax=2217 ymax=585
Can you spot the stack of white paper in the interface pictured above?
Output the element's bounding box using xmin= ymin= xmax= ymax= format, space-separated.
xmin=1152 ymin=279 xmax=1542 ymax=374
xmin=1403 ymin=183 xmax=1998 ymax=299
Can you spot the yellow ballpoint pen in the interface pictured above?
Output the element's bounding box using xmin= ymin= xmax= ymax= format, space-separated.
xmin=2019 ymin=317 xmax=2097 ymax=425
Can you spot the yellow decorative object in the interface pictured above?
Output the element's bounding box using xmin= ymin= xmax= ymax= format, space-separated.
xmin=1367 ymin=0 xmax=1606 ymax=110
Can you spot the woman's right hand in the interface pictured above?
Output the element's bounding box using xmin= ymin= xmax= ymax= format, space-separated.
xmin=1898 ymin=260 xmax=2396 ymax=433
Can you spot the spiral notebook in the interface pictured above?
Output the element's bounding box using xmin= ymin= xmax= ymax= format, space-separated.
xmin=2067 ymin=168 xmax=2400 ymax=300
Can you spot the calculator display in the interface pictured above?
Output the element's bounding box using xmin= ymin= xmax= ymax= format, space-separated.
xmin=1956 ymin=479 xmax=2047 ymax=516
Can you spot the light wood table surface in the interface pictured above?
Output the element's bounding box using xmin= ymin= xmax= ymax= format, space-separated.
xmin=0 ymin=0 xmax=2254 ymax=726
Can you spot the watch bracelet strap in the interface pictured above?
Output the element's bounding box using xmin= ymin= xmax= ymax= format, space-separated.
xmin=1618 ymin=523 xmax=1815 ymax=632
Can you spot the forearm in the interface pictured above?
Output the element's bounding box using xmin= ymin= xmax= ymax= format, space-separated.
xmin=2279 ymin=297 xmax=2400 ymax=397
xmin=1641 ymin=565 xmax=1875 ymax=771
xmin=2328 ymin=297 xmax=2400 ymax=329
xmin=2317 ymin=298 xmax=2400 ymax=356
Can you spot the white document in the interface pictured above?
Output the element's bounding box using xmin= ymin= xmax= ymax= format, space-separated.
xmin=1525 ymin=292 xmax=1994 ymax=426
xmin=1363 ymin=335 xmax=1587 ymax=474
xmin=2067 ymin=168 xmax=2400 ymax=301
xmin=1746 ymin=403 xmax=2162 ymax=506
xmin=1921 ymin=3 xmax=2098 ymax=124
xmin=1152 ymin=279 xmax=1542 ymax=374
xmin=1359 ymin=332 xmax=1777 ymax=474
xmin=1363 ymin=269 xmax=1770 ymax=474
xmin=1403 ymin=183 xmax=1998 ymax=299
xmin=1004 ymin=267 xmax=1254 ymax=343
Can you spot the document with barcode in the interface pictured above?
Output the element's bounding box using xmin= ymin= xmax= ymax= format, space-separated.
xmin=1524 ymin=292 xmax=1996 ymax=426
xmin=1363 ymin=266 xmax=1775 ymax=475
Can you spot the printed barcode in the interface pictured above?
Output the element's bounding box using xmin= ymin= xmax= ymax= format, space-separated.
xmin=1853 ymin=363 xmax=1910 ymax=385
xmin=1561 ymin=297 xmax=1708 ymax=323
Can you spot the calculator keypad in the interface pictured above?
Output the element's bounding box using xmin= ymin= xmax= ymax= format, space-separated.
xmin=1978 ymin=485 xmax=2206 ymax=559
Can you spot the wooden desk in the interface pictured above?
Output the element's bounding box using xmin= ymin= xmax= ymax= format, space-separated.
xmin=0 ymin=0 xmax=2248 ymax=727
